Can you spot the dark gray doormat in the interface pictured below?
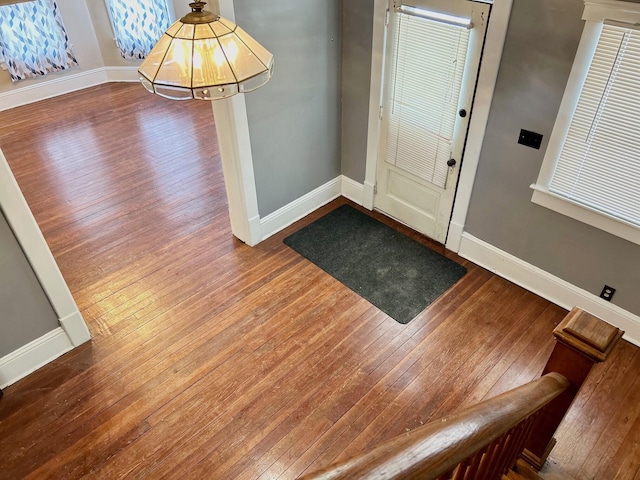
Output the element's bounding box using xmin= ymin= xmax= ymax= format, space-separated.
xmin=283 ymin=205 xmax=467 ymax=324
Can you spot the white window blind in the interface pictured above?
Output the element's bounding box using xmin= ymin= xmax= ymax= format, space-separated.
xmin=550 ymin=22 xmax=640 ymax=227
xmin=385 ymin=9 xmax=470 ymax=189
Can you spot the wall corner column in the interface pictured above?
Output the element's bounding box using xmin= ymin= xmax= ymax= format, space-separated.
xmin=210 ymin=95 xmax=262 ymax=247
xmin=210 ymin=0 xmax=262 ymax=247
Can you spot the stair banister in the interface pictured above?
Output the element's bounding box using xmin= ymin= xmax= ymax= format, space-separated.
xmin=303 ymin=373 xmax=569 ymax=480
xmin=303 ymin=308 xmax=623 ymax=480
xmin=522 ymin=307 xmax=624 ymax=469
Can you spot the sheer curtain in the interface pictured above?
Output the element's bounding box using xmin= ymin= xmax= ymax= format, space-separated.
xmin=105 ymin=0 xmax=171 ymax=60
xmin=0 ymin=0 xmax=78 ymax=82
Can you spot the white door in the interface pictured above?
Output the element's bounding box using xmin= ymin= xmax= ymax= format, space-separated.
xmin=375 ymin=0 xmax=489 ymax=243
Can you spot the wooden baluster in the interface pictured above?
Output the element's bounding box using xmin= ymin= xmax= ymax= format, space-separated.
xmin=437 ymin=469 xmax=456 ymax=480
xmin=474 ymin=440 xmax=496 ymax=479
xmin=479 ymin=435 xmax=505 ymax=480
xmin=505 ymin=413 xmax=536 ymax=470
xmin=463 ymin=446 xmax=487 ymax=479
xmin=521 ymin=307 xmax=623 ymax=470
xmin=496 ymin=425 xmax=523 ymax=475
xmin=499 ymin=414 xmax=534 ymax=476
xmin=451 ymin=459 xmax=469 ymax=480
xmin=492 ymin=429 xmax=515 ymax=477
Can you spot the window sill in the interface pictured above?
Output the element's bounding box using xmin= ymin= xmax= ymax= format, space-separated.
xmin=530 ymin=184 xmax=640 ymax=246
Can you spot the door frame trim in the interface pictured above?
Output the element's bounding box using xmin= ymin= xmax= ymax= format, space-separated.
xmin=212 ymin=0 xmax=262 ymax=247
xmin=363 ymin=0 xmax=514 ymax=252
xmin=0 ymin=149 xmax=90 ymax=348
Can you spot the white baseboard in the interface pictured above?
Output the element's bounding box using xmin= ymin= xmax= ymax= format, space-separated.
xmin=59 ymin=310 xmax=91 ymax=347
xmin=0 ymin=328 xmax=74 ymax=389
xmin=260 ymin=177 xmax=342 ymax=241
xmin=459 ymin=233 xmax=640 ymax=346
xmin=105 ymin=66 xmax=140 ymax=83
xmin=0 ymin=66 xmax=139 ymax=112
xmin=246 ymin=214 xmax=263 ymax=247
xmin=445 ymin=221 xmax=464 ymax=253
xmin=341 ymin=175 xmax=365 ymax=206
xmin=0 ymin=67 xmax=109 ymax=112
xmin=363 ymin=181 xmax=376 ymax=210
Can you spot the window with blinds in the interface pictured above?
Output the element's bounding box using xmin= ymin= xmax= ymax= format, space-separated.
xmin=549 ymin=22 xmax=640 ymax=227
xmin=385 ymin=9 xmax=470 ymax=189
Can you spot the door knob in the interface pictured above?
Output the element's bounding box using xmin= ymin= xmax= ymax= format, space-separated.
xmin=447 ymin=159 xmax=457 ymax=167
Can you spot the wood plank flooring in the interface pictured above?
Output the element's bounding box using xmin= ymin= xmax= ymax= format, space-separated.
xmin=0 ymin=83 xmax=638 ymax=479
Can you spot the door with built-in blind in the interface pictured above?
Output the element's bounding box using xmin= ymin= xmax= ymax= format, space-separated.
xmin=375 ymin=0 xmax=489 ymax=243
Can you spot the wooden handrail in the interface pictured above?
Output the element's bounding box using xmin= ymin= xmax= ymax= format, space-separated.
xmin=304 ymin=308 xmax=623 ymax=479
xmin=303 ymin=372 xmax=569 ymax=480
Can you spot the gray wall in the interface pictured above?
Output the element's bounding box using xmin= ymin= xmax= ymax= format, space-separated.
xmin=338 ymin=0 xmax=640 ymax=317
xmin=465 ymin=0 xmax=640 ymax=316
xmin=234 ymin=0 xmax=343 ymax=217
xmin=0 ymin=211 xmax=59 ymax=357
xmin=342 ymin=0 xmax=374 ymax=183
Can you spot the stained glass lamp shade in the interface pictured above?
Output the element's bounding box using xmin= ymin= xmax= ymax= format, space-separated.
xmin=138 ymin=1 xmax=274 ymax=101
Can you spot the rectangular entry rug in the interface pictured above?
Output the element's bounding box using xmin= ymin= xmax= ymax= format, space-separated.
xmin=283 ymin=205 xmax=467 ymax=324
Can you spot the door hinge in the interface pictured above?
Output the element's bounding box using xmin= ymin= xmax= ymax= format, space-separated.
xmin=385 ymin=9 xmax=390 ymax=27
xmin=379 ymin=105 xmax=383 ymax=120
xmin=374 ymin=182 xmax=378 ymax=194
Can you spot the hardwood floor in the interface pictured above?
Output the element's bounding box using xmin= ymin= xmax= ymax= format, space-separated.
xmin=0 ymin=83 xmax=638 ymax=479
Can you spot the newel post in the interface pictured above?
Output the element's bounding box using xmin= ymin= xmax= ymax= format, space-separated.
xmin=521 ymin=307 xmax=624 ymax=470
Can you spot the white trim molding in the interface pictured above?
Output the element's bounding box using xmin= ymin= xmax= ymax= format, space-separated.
xmin=210 ymin=0 xmax=262 ymax=248
xmin=531 ymin=187 xmax=640 ymax=246
xmin=341 ymin=176 xmax=365 ymax=206
xmin=0 ymin=66 xmax=142 ymax=113
xmin=260 ymin=177 xmax=342 ymax=241
xmin=459 ymin=232 xmax=640 ymax=346
xmin=258 ymin=176 xmax=365 ymax=242
xmin=0 ymin=328 xmax=74 ymax=389
xmin=0 ymin=148 xmax=90 ymax=386
xmin=530 ymin=0 xmax=640 ymax=246
xmin=0 ymin=67 xmax=108 ymax=112
xmin=362 ymin=0 xmax=514 ymax=253
xmin=59 ymin=310 xmax=92 ymax=347
xmin=0 ymin=150 xmax=88 ymax=338
xmin=105 ymin=66 xmax=140 ymax=83
xmin=210 ymin=94 xmax=262 ymax=247
xmin=583 ymin=0 xmax=640 ymax=22
xmin=446 ymin=0 xmax=513 ymax=252
xmin=446 ymin=220 xmax=465 ymax=252
xmin=363 ymin=0 xmax=389 ymax=211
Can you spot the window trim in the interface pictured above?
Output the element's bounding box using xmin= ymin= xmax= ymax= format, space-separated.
xmin=530 ymin=0 xmax=640 ymax=246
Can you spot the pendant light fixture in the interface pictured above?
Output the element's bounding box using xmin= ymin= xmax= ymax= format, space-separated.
xmin=138 ymin=1 xmax=273 ymax=101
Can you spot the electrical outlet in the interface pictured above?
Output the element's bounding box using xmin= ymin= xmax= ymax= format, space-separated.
xmin=518 ymin=129 xmax=543 ymax=149
xmin=600 ymin=285 xmax=616 ymax=301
